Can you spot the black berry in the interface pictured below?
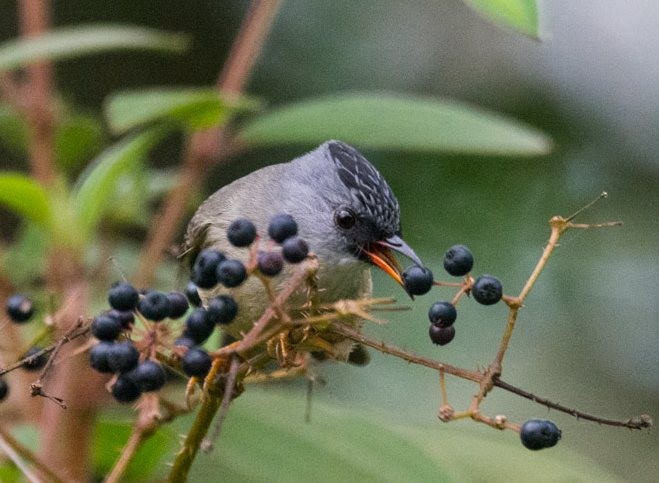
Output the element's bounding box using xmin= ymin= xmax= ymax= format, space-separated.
xmin=22 ymin=347 xmax=48 ymax=371
xmin=108 ymin=282 xmax=139 ymax=311
xmin=428 ymin=301 xmax=457 ymax=328
xmin=257 ymin=251 xmax=284 ymax=276
xmin=89 ymin=342 xmax=115 ymax=373
xmin=111 ymin=373 xmax=141 ymax=403
xmin=443 ymin=245 xmax=474 ymax=277
xmin=207 ymin=295 xmax=238 ymax=325
xmin=347 ymin=344 xmax=370 ymax=366
xmin=128 ymin=360 xmax=167 ymax=392
xmin=92 ymin=314 xmax=123 ymax=341
xmin=174 ymin=336 xmax=196 ymax=349
xmin=216 ymin=259 xmax=247 ymax=287
xmin=185 ymin=281 xmax=202 ymax=307
xmin=137 ymin=291 xmax=171 ymax=321
xmin=108 ymin=309 xmax=134 ymax=329
xmin=282 ymin=236 xmax=309 ymax=263
xmin=107 ymin=341 xmax=140 ymax=373
xmin=183 ymin=308 xmax=215 ymax=344
xmin=402 ymin=266 xmax=434 ymax=296
xmin=227 ymin=218 xmax=257 ymax=247
xmin=5 ymin=294 xmax=34 ymax=323
xmin=0 ymin=378 xmax=9 ymax=401
xmin=166 ymin=291 xmax=189 ymax=319
xmin=520 ymin=419 xmax=562 ymax=450
xmin=182 ymin=348 xmax=212 ymax=378
xmin=268 ymin=214 xmax=298 ymax=243
xmin=429 ymin=325 xmax=455 ymax=346
xmin=472 ymin=275 xmax=503 ymax=305
xmin=191 ymin=249 xmax=225 ymax=289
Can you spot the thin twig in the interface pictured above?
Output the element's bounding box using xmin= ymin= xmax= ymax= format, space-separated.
xmin=0 ymin=426 xmax=65 ymax=483
xmin=202 ymin=355 xmax=241 ymax=452
xmin=493 ymin=378 xmax=652 ymax=430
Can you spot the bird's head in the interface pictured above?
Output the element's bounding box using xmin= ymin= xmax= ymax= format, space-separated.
xmin=293 ymin=140 xmax=423 ymax=292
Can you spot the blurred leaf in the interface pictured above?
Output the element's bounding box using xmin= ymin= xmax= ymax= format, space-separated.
xmin=0 ymin=103 xmax=28 ymax=155
xmin=104 ymin=87 xmax=259 ymax=134
xmin=0 ymin=222 xmax=47 ymax=286
xmin=0 ymin=172 xmax=51 ymax=228
xmin=238 ymin=93 xmax=552 ymax=156
xmin=93 ymin=419 xmax=176 ymax=480
xmin=464 ymin=0 xmax=540 ymax=38
xmin=55 ymin=113 xmax=105 ymax=173
xmin=0 ymin=24 xmax=190 ymax=72
xmin=73 ymin=126 xmax=169 ymax=239
xmin=183 ymin=388 xmax=620 ymax=482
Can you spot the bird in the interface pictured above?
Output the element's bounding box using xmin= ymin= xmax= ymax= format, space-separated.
xmin=183 ymin=140 xmax=424 ymax=362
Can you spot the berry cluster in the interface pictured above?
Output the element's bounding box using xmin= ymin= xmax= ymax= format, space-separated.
xmin=89 ymin=214 xmax=311 ymax=403
xmin=422 ymin=245 xmax=504 ymax=347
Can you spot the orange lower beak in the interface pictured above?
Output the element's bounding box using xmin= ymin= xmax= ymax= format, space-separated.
xmin=361 ymin=235 xmax=424 ymax=294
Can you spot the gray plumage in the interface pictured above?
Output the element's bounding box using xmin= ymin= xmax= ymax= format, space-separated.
xmin=183 ymin=140 xmax=407 ymax=357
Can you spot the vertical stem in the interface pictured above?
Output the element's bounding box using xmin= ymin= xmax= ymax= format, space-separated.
xmin=134 ymin=0 xmax=283 ymax=287
xmin=18 ymin=0 xmax=55 ymax=186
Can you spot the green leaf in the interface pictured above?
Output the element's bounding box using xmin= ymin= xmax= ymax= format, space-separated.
xmin=0 ymin=172 xmax=51 ymax=228
xmin=55 ymin=113 xmax=105 ymax=173
xmin=93 ymin=419 xmax=177 ymax=481
xmin=238 ymin=93 xmax=552 ymax=156
xmin=0 ymin=24 xmax=190 ymax=72
xmin=104 ymin=87 xmax=259 ymax=134
xmin=464 ymin=0 xmax=540 ymax=38
xmin=0 ymin=103 xmax=28 ymax=155
xmin=0 ymin=222 xmax=47 ymax=286
xmin=182 ymin=388 xmax=621 ymax=482
xmin=72 ymin=126 xmax=169 ymax=238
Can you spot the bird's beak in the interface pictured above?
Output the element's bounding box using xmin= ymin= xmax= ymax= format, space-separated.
xmin=361 ymin=234 xmax=423 ymax=288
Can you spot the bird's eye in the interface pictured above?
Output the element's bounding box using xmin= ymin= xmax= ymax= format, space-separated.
xmin=334 ymin=209 xmax=356 ymax=230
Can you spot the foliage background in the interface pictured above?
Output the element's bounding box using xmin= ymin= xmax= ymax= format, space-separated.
xmin=0 ymin=1 xmax=656 ymax=481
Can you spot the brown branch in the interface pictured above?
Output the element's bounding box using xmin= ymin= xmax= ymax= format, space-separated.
xmin=0 ymin=426 xmax=65 ymax=483
xmin=134 ymin=0 xmax=282 ymax=287
xmin=18 ymin=0 xmax=56 ymax=186
xmin=493 ymin=378 xmax=652 ymax=430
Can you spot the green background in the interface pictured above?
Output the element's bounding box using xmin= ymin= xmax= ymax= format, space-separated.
xmin=0 ymin=1 xmax=656 ymax=481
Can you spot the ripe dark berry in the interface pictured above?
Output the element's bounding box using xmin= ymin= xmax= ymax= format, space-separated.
xmin=227 ymin=218 xmax=257 ymax=247
xmin=443 ymin=245 xmax=474 ymax=277
xmin=174 ymin=336 xmax=196 ymax=349
xmin=428 ymin=301 xmax=457 ymax=328
xmin=216 ymin=259 xmax=247 ymax=288
xmin=347 ymin=344 xmax=370 ymax=366
xmin=268 ymin=214 xmax=298 ymax=243
xmin=402 ymin=266 xmax=434 ymax=296
xmin=185 ymin=281 xmax=202 ymax=307
xmin=0 ymin=378 xmax=9 ymax=401
xmin=92 ymin=314 xmax=123 ymax=341
xmin=108 ymin=282 xmax=139 ymax=311
xmin=108 ymin=309 xmax=134 ymax=329
xmin=429 ymin=325 xmax=455 ymax=346
xmin=184 ymin=308 xmax=215 ymax=344
xmin=281 ymin=236 xmax=309 ymax=263
xmin=182 ymin=348 xmax=212 ymax=378
xmin=89 ymin=342 xmax=115 ymax=373
xmin=137 ymin=291 xmax=171 ymax=321
xmin=22 ymin=347 xmax=48 ymax=371
xmin=207 ymin=295 xmax=238 ymax=325
xmin=5 ymin=294 xmax=34 ymax=323
xmin=257 ymin=251 xmax=284 ymax=276
xmin=107 ymin=341 xmax=140 ymax=373
xmin=520 ymin=419 xmax=562 ymax=450
xmin=166 ymin=291 xmax=189 ymax=319
xmin=111 ymin=373 xmax=141 ymax=403
xmin=472 ymin=275 xmax=503 ymax=305
xmin=191 ymin=249 xmax=225 ymax=289
xmin=128 ymin=360 xmax=167 ymax=392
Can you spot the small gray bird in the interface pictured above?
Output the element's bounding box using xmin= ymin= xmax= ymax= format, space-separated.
xmin=183 ymin=140 xmax=423 ymax=360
